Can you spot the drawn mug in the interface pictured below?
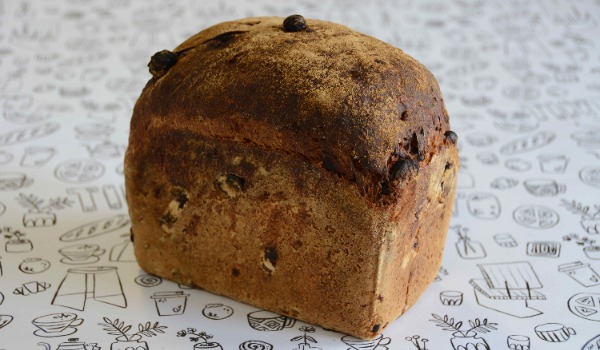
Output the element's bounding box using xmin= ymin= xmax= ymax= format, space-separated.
xmin=32 ymin=313 xmax=83 ymax=333
xmin=341 ymin=334 xmax=391 ymax=350
xmin=247 ymin=310 xmax=295 ymax=331
xmin=534 ymin=323 xmax=576 ymax=342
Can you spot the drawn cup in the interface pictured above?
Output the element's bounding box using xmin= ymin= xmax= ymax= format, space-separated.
xmin=21 ymin=147 xmax=56 ymax=167
xmin=507 ymin=335 xmax=530 ymax=350
xmin=534 ymin=323 xmax=576 ymax=342
xmin=0 ymin=172 xmax=31 ymax=190
xmin=523 ymin=179 xmax=565 ymax=197
xmin=247 ymin=310 xmax=295 ymax=331
xmin=151 ymin=291 xmax=188 ymax=316
xmin=538 ymin=155 xmax=568 ymax=174
xmin=32 ymin=313 xmax=83 ymax=334
xmin=193 ymin=343 xmax=223 ymax=350
xmin=559 ymin=261 xmax=600 ymax=287
xmin=341 ymin=334 xmax=391 ymax=350
xmin=584 ymin=246 xmax=600 ymax=260
xmin=440 ymin=290 xmax=463 ymax=305
xmin=59 ymin=244 xmax=105 ymax=263
xmin=494 ymin=233 xmax=517 ymax=247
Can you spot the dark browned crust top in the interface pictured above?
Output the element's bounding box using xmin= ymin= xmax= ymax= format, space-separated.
xmin=131 ymin=16 xmax=452 ymax=203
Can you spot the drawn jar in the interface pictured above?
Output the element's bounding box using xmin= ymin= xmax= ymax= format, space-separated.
xmin=450 ymin=331 xmax=490 ymax=350
xmin=5 ymin=238 xmax=33 ymax=253
xmin=110 ymin=335 xmax=148 ymax=350
xmin=584 ymin=246 xmax=600 ymax=260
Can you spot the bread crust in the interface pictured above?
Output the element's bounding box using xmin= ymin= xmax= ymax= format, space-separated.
xmin=125 ymin=16 xmax=458 ymax=339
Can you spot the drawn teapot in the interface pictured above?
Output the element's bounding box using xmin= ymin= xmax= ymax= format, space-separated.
xmin=38 ymin=338 xmax=100 ymax=350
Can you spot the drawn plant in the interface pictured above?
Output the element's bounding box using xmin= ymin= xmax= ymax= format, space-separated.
xmin=99 ymin=317 xmax=167 ymax=341
xmin=1 ymin=226 xmax=26 ymax=241
xmin=291 ymin=326 xmax=318 ymax=345
xmin=561 ymin=199 xmax=600 ymax=219
xmin=177 ymin=328 xmax=213 ymax=344
xmin=563 ymin=233 xmax=596 ymax=246
xmin=1 ymin=226 xmax=32 ymax=252
xmin=16 ymin=193 xmax=73 ymax=214
xmin=430 ymin=314 xmax=498 ymax=337
xmin=405 ymin=335 xmax=428 ymax=350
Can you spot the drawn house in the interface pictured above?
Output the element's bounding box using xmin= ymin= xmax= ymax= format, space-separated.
xmin=470 ymin=262 xmax=545 ymax=318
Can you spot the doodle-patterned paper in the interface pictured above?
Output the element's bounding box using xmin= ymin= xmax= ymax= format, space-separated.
xmin=0 ymin=0 xmax=599 ymax=349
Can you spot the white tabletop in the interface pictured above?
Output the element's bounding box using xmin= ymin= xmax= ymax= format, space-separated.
xmin=1 ymin=0 xmax=600 ymax=349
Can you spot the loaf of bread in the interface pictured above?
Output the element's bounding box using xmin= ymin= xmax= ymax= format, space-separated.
xmin=125 ymin=15 xmax=458 ymax=339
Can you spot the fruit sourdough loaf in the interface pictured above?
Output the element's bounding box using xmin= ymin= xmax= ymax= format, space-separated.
xmin=124 ymin=15 xmax=458 ymax=339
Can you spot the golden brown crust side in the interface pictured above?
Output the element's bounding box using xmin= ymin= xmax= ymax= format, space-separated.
xmin=131 ymin=16 xmax=450 ymax=201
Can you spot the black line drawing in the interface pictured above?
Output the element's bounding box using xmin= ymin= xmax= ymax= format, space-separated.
xmin=99 ymin=317 xmax=167 ymax=350
xmin=563 ymin=233 xmax=600 ymax=260
xmin=20 ymin=146 xmax=56 ymax=167
xmin=560 ymin=199 xmax=600 ymax=234
xmin=502 ymin=85 xmax=540 ymax=101
xmin=542 ymin=62 xmax=580 ymax=83
xmin=505 ymin=159 xmax=531 ymax=172
xmin=435 ymin=266 xmax=449 ymax=282
xmin=494 ymin=233 xmax=518 ymax=248
xmin=470 ymin=261 xmax=545 ymax=318
xmin=342 ymin=333 xmax=390 ymax=350
xmin=452 ymin=225 xmax=486 ymax=259
xmin=500 ymin=132 xmax=556 ymax=155
xmin=534 ymin=323 xmax=576 ymax=342
xmin=17 ymin=193 xmax=73 ymax=227
xmin=559 ymin=261 xmax=600 ymax=287
xmin=467 ymin=192 xmax=501 ymax=220
xmin=568 ymin=293 xmax=600 ymax=321
xmin=524 ymin=99 xmax=600 ymax=121
xmin=109 ymin=234 xmax=135 ymax=262
xmin=177 ymin=328 xmax=223 ymax=350
xmin=507 ymin=335 xmax=529 ymax=350
xmin=103 ymin=184 xmax=123 ymax=210
xmin=37 ymin=338 xmax=101 ymax=350
xmin=134 ymin=274 xmax=162 ymax=288
xmin=0 ymin=202 xmax=6 ymax=217
xmin=0 ymin=315 xmax=12 ymax=330
xmin=465 ymin=132 xmax=497 ymax=148
xmin=405 ymin=335 xmax=428 ymax=350
xmin=538 ymin=154 xmax=569 ymax=174
xmin=0 ymin=122 xmax=60 ymax=147
xmin=513 ymin=205 xmax=559 ymax=229
xmin=54 ymin=159 xmax=105 ymax=184
xmin=0 ymin=150 xmax=12 ymax=165
xmin=247 ymin=310 xmax=296 ymax=331
xmin=0 ymin=172 xmax=33 ymax=191
xmin=523 ymin=178 xmax=565 ymax=197
xmin=13 ymin=281 xmax=51 ymax=296
xmin=571 ymin=129 xmax=600 ymax=149
xmin=0 ymin=291 xmax=3 ymax=305
xmin=526 ymin=241 xmax=560 ymax=258
xmin=475 ymin=152 xmax=498 ymax=165
xmin=440 ymin=291 xmax=463 ymax=306
xmin=67 ymin=187 xmax=98 ymax=212
xmin=580 ymin=165 xmax=600 ymax=189
xmin=151 ymin=291 xmax=189 ymax=316
xmin=291 ymin=326 xmax=322 ymax=350
xmin=74 ymin=123 xmax=114 ymax=140
xmin=52 ymin=266 xmax=127 ymax=311
xmin=457 ymin=167 xmax=476 ymax=189
xmin=202 ymin=303 xmax=233 ymax=320
xmin=19 ymin=258 xmax=51 ymax=274
xmin=84 ymin=141 xmax=126 ymax=159
xmin=582 ymin=333 xmax=600 ymax=350
xmin=2 ymin=226 xmax=33 ymax=252
xmin=59 ymin=214 xmax=130 ymax=242
xmin=31 ymin=312 xmax=83 ymax=338
xmin=430 ymin=314 xmax=496 ymax=350
xmin=239 ymin=340 xmax=274 ymax=350
xmin=59 ymin=244 xmax=105 ymax=265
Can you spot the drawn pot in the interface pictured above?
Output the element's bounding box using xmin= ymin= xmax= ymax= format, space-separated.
xmin=110 ymin=339 xmax=148 ymax=350
xmin=193 ymin=343 xmax=222 ymax=350
xmin=23 ymin=211 xmax=56 ymax=227
xmin=450 ymin=332 xmax=490 ymax=350
xmin=5 ymin=238 xmax=33 ymax=253
xmin=581 ymin=218 xmax=600 ymax=234
xmin=584 ymin=246 xmax=600 ymax=260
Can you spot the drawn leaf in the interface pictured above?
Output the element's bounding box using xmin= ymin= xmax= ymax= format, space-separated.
xmin=469 ymin=320 xmax=475 ymax=328
xmin=306 ymin=336 xmax=317 ymax=343
xmin=455 ymin=321 xmax=463 ymax=329
xmin=443 ymin=315 xmax=448 ymax=322
xmin=290 ymin=336 xmax=303 ymax=342
xmin=138 ymin=324 xmax=144 ymax=332
xmin=449 ymin=318 xmax=455 ymax=326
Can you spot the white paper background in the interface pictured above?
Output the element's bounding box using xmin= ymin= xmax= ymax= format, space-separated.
xmin=1 ymin=0 xmax=600 ymax=349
